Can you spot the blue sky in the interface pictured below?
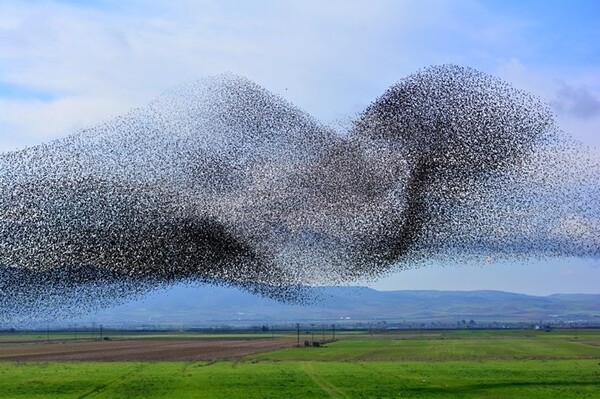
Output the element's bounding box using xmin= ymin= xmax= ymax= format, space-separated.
xmin=0 ymin=0 xmax=599 ymax=294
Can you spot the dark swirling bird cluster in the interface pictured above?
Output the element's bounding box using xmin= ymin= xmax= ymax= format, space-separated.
xmin=1 ymin=65 xmax=599 ymax=321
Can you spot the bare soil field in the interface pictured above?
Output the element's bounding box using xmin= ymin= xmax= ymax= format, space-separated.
xmin=0 ymin=338 xmax=295 ymax=361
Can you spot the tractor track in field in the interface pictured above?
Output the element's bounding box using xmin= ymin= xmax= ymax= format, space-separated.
xmin=302 ymin=361 xmax=348 ymax=399
xmin=75 ymin=365 xmax=145 ymax=399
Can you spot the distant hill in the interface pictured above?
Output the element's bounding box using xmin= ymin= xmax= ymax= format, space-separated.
xmin=63 ymin=284 xmax=600 ymax=327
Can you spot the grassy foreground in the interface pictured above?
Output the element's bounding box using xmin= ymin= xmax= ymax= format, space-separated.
xmin=0 ymin=330 xmax=599 ymax=398
xmin=0 ymin=360 xmax=598 ymax=398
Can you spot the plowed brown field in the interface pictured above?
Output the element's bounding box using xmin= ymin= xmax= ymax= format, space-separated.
xmin=0 ymin=338 xmax=295 ymax=361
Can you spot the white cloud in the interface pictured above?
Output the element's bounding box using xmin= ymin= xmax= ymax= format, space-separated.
xmin=0 ymin=0 xmax=599 ymax=151
xmin=495 ymin=59 xmax=600 ymax=146
xmin=0 ymin=95 xmax=132 ymax=151
xmin=1 ymin=0 xmax=418 ymax=149
xmin=552 ymin=81 xmax=600 ymax=119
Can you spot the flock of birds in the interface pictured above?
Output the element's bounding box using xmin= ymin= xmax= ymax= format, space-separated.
xmin=1 ymin=64 xmax=598 ymax=321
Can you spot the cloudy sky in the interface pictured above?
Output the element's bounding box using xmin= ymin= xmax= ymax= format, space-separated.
xmin=1 ymin=0 xmax=599 ymax=294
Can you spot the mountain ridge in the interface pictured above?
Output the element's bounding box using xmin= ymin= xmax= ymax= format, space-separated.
xmin=59 ymin=284 xmax=599 ymax=327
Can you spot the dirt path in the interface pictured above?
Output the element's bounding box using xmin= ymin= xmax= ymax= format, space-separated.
xmin=301 ymin=361 xmax=349 ymax=399
xmin=0 ymin=338 xmax=295 ymax=361
xmin=75 ymin=365 xmax=145 ymax=399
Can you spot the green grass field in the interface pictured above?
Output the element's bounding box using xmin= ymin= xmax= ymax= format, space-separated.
xmin=0 ymin=329 xmax=599 ymax=398
xmin=252 ymin=333 xmax=600 ymax=362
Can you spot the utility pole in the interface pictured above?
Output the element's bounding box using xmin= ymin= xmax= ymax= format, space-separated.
xmin=296 ymin=323 xmax=300 ymax=347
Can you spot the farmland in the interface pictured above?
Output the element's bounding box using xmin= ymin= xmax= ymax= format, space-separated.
xmin=0 ymin=329 xmax=599 ymax=398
